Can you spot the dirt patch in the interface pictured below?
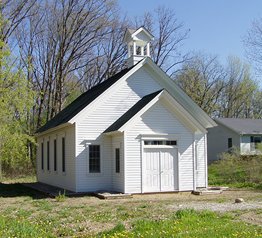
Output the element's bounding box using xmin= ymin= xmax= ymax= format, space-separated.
xmin=1 ymin=182 xmax=262 ymax=235
xmin=239 ymin=211 xmax=262 ymax=226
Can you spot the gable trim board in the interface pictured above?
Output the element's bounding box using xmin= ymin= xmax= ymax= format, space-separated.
xmin=36 ymin=55 xmax=213 ymax=194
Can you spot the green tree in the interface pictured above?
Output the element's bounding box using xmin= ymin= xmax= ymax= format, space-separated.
xmin=219 ymin=55 xmax=259 ymax=118
xmin=0 ymin=40 xmax=35 ymax=178
xmin=174 ymin=53 xmax=226 ymax=117
xmin=174 ymin=53 xmax=260 ymax=119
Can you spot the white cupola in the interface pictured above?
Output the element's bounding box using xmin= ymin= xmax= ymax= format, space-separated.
xmin=123 ymin=27 xmax=154 ymax=68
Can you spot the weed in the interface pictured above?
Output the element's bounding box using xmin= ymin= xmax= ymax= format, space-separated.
xmin=55 ymin=190 xmax=67 ymax=202
xmin=117 ymin=205 xmax=127 ymax=211
xmin=217 ymin=198 xmax=225 ymax=203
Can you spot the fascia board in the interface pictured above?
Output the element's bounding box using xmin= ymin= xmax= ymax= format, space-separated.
xmin=131 ymin=27 xmax=154 ymax=40
xmin=34 ymin=122 xmax=72 ymax=137
xmin=103 ymin=130 xmax=122 ymax=136
xmin=160 ymin=90 xmax=207 ymax=134
xmin=118 ymin=91 xmax=162 ymax=133
xmin=68 ymin=59 xmax=146 ymax=124
xmin=142 ymin=58 xmax=217 ymax=129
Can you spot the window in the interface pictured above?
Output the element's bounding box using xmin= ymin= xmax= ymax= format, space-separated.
xmin=89 ymin=145 xmax=100 ymax=173
xmin=41 ymin=142 xmax=44 ymax=170
xmin=195 ymin=141 xmax=198 ymax=171
xmin=47 ymin=141 xmax=50 ymax=171
xmin=54 ymin=139 xmax=57 ymax=172
xmin=62 ymin=137 xmax=65 ymax=172
xmin=115 ymin=148 xmax=120 ymax=173
xmin=228 ymin=138 xmax=232 ymax=149
xmin=251 ymin=136 xmax=262 ymax=150
xmin=144 ymin=140 xmax=177 ymax=145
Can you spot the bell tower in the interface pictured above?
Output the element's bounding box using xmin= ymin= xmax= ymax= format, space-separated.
xmin=123 ymin=27 xmax=154 ymax=68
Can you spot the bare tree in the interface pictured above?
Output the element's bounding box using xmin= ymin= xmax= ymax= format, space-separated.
xmin=243 ymin=17 xmax=262 ymax=77
xmin=134 ymin=5 xmax=190 ymax=74
xmin=16 ymin=0 xmax=124 ymax=129
xmin=0 ymin=0 xmax=37 ymax=45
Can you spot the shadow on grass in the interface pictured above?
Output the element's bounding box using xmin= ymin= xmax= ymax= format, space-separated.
xmin=0 ymin=182 xmax=49 ymax=199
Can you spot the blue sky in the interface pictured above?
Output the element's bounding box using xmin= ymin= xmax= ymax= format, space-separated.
xmin=117 ymin=0 xmax=262 ymax=67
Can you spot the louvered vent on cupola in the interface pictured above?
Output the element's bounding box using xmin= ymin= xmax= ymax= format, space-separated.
xmin=123 ymin=27 xmax=154 ymax=68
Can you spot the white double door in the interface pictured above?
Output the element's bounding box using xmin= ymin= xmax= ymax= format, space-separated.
xmin=144 ymin=148 xmax=178 ymax=192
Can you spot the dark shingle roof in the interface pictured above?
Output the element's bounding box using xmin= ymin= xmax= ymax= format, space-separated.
xmin=104 ymin=90 xmax=162 ymax=133
xmin=215 ymin=118 xmax=262 ymax=134
xmin=36 ymin=67 xmax=134 ymax=134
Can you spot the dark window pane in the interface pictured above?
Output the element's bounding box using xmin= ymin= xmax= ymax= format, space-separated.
xmin=89 ymin=145 xmax=100 ymax=173
xmin=41 ymin=143 xmax=44 ymax=170
xmin=115 ymin=148 xmax=120 ymax=173
xmin=54 ymin=140 xmax=57 ymax=172
xmin=62 ymin=138 xmax=65 ymax=172
xmin=228 ymin=138 xmax=232 ymax=149
xmin=47 ymin=141 xmax=50 ymax=171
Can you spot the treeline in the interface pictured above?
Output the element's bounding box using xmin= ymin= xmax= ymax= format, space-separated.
xmin=0 ymin=0 xmax=262 ymax=176
xmin=174 ymin=53 xmax=262 ymax=119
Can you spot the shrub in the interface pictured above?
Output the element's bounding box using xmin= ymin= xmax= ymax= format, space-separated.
xmin=208 ymin=146 xmax=262 ymax=189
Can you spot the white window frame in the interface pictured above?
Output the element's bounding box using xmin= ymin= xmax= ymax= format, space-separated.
xmin=141 ymin=134 xmax=180 ymax=149
xmin=46 ymin=138 xmax=50 ymax=172
xmin=195 ymin=140 xmax=199 ymax=171
xmin=41 ymin=139 xmax=44 ymax=172
xmin=85 ymin=140 xmax=103 ymax=176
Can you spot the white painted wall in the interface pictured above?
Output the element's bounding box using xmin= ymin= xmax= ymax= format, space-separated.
xmin=36 ymin=124 xmax=76 ymax=192
xmin=112 ymin=134 xmax=125 ymax=193
xmin=207 ymin=122 xmax=240 ymax=164
xmin=75 ymin=67 xmax=164 ymax=192
xmin=241 ymin=135 xmax=252 ymax=154
xmin=195 ymin=134 xmax=207 ymax=188
xmin=125 ymin=100 xmax=194 ymax=193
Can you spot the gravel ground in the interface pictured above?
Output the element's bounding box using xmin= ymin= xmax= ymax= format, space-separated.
xmin=169 ymin=201 xmax=262 ymax=213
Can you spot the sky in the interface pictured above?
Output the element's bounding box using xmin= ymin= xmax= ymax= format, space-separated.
xmin=117 ymin=0 xmax=262 ymax=67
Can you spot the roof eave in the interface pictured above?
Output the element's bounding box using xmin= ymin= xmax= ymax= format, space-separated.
xmin=34 ymin=122 xmax=73 ymax=137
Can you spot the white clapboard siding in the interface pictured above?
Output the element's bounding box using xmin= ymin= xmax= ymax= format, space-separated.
xmin=36 ymin=125 xmax=76 ymax=192
xmin=112 ymin=134 xmax=125 ymax=193
xmin=195 ymin=134 xmax=207 ymax=188
xmin=75 ymin=68 xmax=163 ymax=192
xmin=125 ymin=100 xmax=194 ymax=193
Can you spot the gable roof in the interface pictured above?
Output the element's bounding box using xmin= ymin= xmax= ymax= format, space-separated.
xmin=36 ymin=56 xmax=216 ymax=135
xmin=104 ymin=89 xmax=207 ymax=135
xmin=215 ymin=118 xmax=262 ymax=134
xmin=35 ymin=66 xmax=134 ymax=134
xmin=104 ymin=90 xmax=162 ymax=134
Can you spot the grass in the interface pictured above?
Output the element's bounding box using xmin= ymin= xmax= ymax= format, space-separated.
xmin=208 ymin=148 xmax=262 ymax=190
xmin=1 ymin=176 xmax=262 ymax=237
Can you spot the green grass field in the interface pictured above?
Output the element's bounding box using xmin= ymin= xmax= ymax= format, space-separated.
xmin=1 ymin=175 xmax=262 ymax=237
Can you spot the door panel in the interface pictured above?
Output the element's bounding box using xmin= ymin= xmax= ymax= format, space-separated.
xmin=145 ymin=150 xmax=160 ymax=192
xmin=144 ymin=149 xmax=177 ymax=192
xmin=161 ymin=150 xmax=175 ymax=191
